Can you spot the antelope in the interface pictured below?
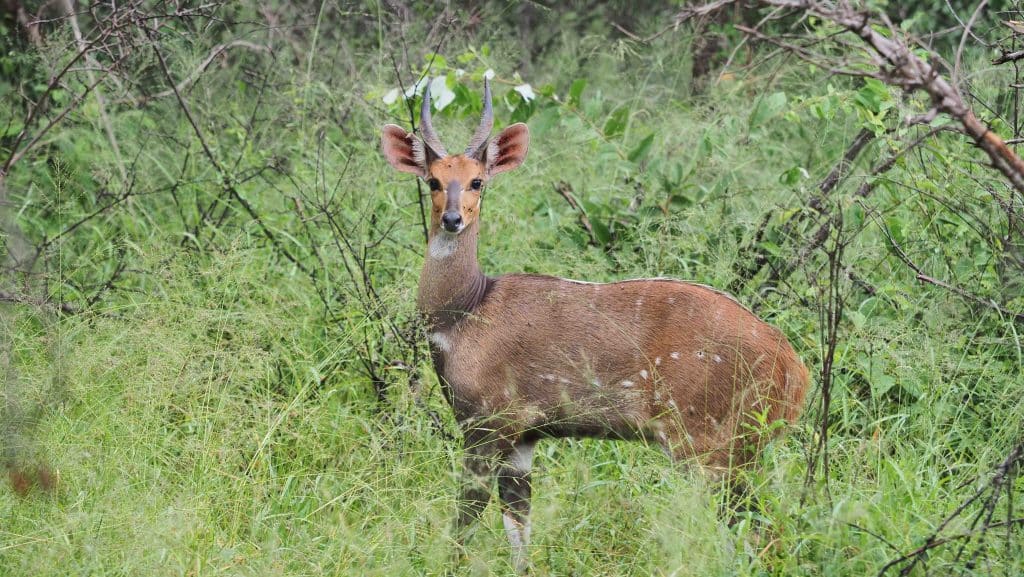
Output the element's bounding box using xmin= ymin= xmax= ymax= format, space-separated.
xmin=381 ymin=79 xmax=809 ymax=572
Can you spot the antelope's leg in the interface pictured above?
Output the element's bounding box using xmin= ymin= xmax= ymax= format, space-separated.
xmin=497 ymin=440 xmax=535 ymax=573
xmin=455 ymin=428 xmax=503 ymax=549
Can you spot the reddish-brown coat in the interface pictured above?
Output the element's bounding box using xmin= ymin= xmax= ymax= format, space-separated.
xmin=430 ymin=271 xmax=808 ymax=472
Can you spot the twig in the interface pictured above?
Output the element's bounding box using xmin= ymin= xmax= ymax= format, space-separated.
xmin=879 ymin=216 xmax=1024 ymax=323
xmin=62 ymin=0 xmax=126 ymax=183
xmin=387 ymin=15 xmax=453 ymax=244
xmin=953 ymin=0 xmax=988 ymax=91
xmin=762 ymin=124 xmax=950 ymax=289
xmin=878 ymin=441 xmax=1024 ymax=576
xmin=134 ymin=40 xmax=272 ymax=104
xmin=555 ymin=181 xmax=597 ymax=247
xmin=0 ymin=290 xmax=78 ymax=314
xmin=147 ymin=26 xmax=312 ymax=279
xmin=614 ymin=0 xmax=736 ymax=44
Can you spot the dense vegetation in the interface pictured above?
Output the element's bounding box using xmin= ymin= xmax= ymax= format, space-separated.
xmin=1 ymin=1 xmax=1021 ymax=575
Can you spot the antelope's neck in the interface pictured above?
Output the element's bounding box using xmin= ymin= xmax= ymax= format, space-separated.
xmin=417 ymin=222 xmax=490 ymax=330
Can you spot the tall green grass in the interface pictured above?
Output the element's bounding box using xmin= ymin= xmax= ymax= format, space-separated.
xmin=2 ymin=4 xmax=1022 ymax=575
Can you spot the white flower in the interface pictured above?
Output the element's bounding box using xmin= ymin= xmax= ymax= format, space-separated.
xmin=430 ymin=76 xmax=456 ymax=110
xmin=514 ymin=83 xmax=535 ymax=102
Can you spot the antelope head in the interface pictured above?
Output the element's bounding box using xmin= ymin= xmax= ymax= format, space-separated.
xmin=381 ymin=78 xmax=530 ymax=235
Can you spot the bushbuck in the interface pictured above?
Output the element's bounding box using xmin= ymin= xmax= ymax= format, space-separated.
xmin=381 ymin=79 xmax=809 ymax=572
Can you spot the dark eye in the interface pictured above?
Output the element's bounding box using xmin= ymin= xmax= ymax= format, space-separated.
xmin=470 ymin=178 xmax=483 ymax=190
xmin=427 ymin=178 xmax=441 ymax=191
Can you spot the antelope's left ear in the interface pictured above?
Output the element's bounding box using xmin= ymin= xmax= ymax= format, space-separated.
xmin=484 ymin=123 xmax=529 ymax=177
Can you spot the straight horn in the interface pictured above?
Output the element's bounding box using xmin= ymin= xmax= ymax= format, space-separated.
xmin=465 ymin=77 xmax=493 ymax=159
xmin=419 ymin=79 xmax=448 ymax=159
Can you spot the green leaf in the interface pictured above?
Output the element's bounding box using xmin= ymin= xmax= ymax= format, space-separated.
xmin=760 ymin=241 xmax=782 ymax=257
xmin=603 ymin=107 xmax=628 ymax=139
xmin=591 ymin=218 xmax=612 ymax=245
xmin=2 ymin=120 xmax=24 ymax=137
xmin=423 ymin=53 xmax=448 ymax=70
xmin=628 ymin=133 xmax=654 ymax=164
xmin=569 ymin=78 xmax=586 ymax=105
xmin=779 ymin=165 xmax=809 ymax=185
xmin=749 ymin=91 xmax=788 ymax=128
xmin=855 ymin=78 xmax=890 ymax=115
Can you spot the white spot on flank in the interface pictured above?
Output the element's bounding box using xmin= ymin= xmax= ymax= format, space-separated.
xmin=655 ymin=357 xmax=662 ymax=366
xmin=635 ymin=298 xmax=644 ymax=307
xmin=713 ymin=354 xmax=723 ymax=363
xmin=640 ymin=370 xmax=649 ymax=380
xmin=540 ymin=374 xmax=556 ymax=382
xmin=558 ymin=377 xmax=572 ymax=384
xmin=620 ymin=380 xmax=635 ymax=388
xmin=667 ymin=297 xmax=676 ymax=304
xmin=696 ymin=351 xmax=705 ymax=360
xmin=592 ymin=378 xmax=603 ymax=387
xmin=428 ymin=234 xmax=457 ymax=259
xmin=428 ymin=332 xmax=451 ymax=352
xmin=670 ymin=352 xmax=680 ymax=360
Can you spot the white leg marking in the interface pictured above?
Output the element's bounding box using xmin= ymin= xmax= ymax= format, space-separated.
xmin=503 ymin=512 xmax=531 ymax=572
xmin=510 ymin=443 xmax=535 ymax=473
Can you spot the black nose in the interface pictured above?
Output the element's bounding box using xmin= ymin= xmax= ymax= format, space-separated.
xmin=441 ymin=211 xmax=463 ymax=232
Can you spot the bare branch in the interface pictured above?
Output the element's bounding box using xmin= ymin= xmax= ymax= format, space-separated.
xmin=879 ymin=215 xmax=1024 ymax=323
xmin=555 ymin=181 xmax=598 ymax=247
xmin=133 ymin=40 xmax=272 ymax=105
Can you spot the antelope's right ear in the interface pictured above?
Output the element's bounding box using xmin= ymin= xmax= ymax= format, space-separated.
xmin=381 ymin=124 xmax=427 ymax=178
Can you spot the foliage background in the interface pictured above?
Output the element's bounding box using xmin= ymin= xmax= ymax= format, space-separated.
xmin=1 ymin=1 xmax=1022 ymax=575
